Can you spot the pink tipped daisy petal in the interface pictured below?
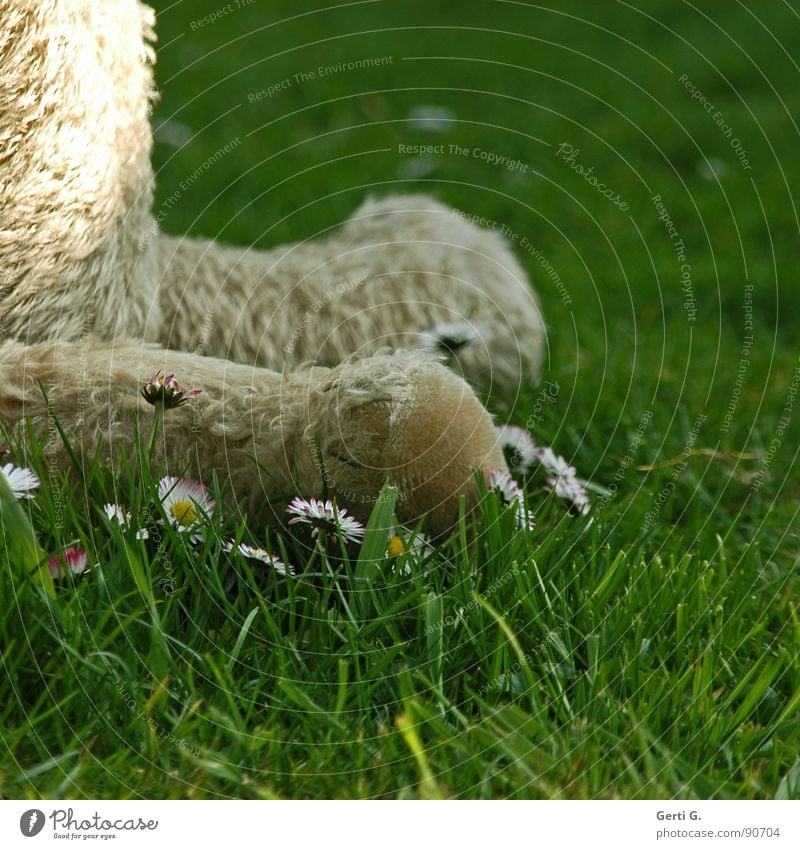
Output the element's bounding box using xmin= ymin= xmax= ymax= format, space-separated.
xmin=531 ymin=444 xmax=573 ymax=478
xmin=523 ymin=437 xmax=593 ymax=516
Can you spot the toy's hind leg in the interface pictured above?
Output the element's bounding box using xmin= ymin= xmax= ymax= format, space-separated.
xmin=157 ymin=195 xmax=545 ymax=399
xmin=328 ymin=194 xmax=547 ymax=394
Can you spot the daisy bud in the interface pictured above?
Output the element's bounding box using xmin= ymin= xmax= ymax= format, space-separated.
xmin=141 ymin=371 xmax=202 ymax=410
xmin=48 ymin=547 xmax=89 ymax=579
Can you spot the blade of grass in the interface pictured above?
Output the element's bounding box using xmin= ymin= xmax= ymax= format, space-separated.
xmin=0 ymin=471 xmax=54 ymax=598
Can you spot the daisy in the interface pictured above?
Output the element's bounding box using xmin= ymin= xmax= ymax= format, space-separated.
xmin=528 ymin=442 xmax=592 ymax=515
xmin=514 ymin=500 xmax=537 ymax=532
xmin=387 ymin=526 xmax=435 ymax=575
xmin=547 ymin=472 xmax=591 ymax=516
xmin=497 ymin=425 xmax=537 ymax=474
xmin=141 ymin=371 xmax=202 ymax=409
xmin=103 ymin=503 xmax=150 ymax=540
xmin=387 ymin=526 xmax=435 ymax=559
xmin=286 ymin=496 xmax=365 ymax=544
xmin=1 ymin=463 xmax=40 ymax=500
xmin=488 ymin=469 xmax=535 ymax=531
xmin=158 ymin=476 xmax=215 ymax=542
xmin=505 ymin=433 xmax=592 ymax=516
xmin=48 ymin=547 xmax=89 ymax=579
xmin=387 ymin=534 xmax=406 ymax=558
xmin=223 ymin=541 xmax=294 ymax=576
xmin=531 ymin=444 xmax=572 ymax=478
xmin=489 ymin=468 xmax=523 ymax=504
xmin=104 ymin=503 xmax=128 ymax=525
xmin=420 ymin=321 xmax=479 ymax=356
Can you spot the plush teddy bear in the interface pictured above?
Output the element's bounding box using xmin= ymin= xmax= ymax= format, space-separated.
xmin=0 ymin=0 xmax=545 ymax=532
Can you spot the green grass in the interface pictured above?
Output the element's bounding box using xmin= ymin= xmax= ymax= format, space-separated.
xmin=2 ymin=0 xmax=800 ymax=799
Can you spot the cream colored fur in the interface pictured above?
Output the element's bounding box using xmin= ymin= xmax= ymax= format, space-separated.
xmin=0 ymin=0 xmax=545 ymax=530
xmin=157 ymin=194 xmax=544 ymax=393
xmin=0 ymin=0 xmax=161 ymax=343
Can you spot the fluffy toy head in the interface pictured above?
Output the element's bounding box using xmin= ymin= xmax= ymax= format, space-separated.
xmin=294 ymin=351 xmax=506 ymax=534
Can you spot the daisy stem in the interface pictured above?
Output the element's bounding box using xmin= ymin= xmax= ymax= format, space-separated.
xmin=147 ymin=403 xmax=165 ymax=465
xmin=300 ymin=544 xmax=320 ymax=576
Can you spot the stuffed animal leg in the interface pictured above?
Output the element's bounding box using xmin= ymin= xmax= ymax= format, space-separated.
xmin=156 ymin=194 xmax=546 ymax=396
xmin=0 ymin=339 xmax=504 ymax=531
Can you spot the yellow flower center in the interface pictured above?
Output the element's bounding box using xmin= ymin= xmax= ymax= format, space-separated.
xmin=170 ymin=500 xmax=198 ymax=526
xmin=387 ymin=535 xmax=406 ymax=557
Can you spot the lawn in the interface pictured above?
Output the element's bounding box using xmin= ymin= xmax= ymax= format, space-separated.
xmin=1 ymin=0 xmax=799 ymax=799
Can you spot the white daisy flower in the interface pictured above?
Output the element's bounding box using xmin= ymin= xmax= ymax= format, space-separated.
xmin=528 ymin=441 xmax=592 ymax=515
xmin=497 ymin=425 xmax=538 ymax=474
xmin=488 ymin=469 xmax=535 ymax=531
xmin=104 ymin=503 xmax=127 ymax=525
xmin=420 ymin=321 xmax=479 ymax=356
xmin=535 ymin=445 xmax=575 ymax=477
xmin=286 ymin=496 xmax=365 ymax=544
xmin=387 ymin=531 xmax=433 ymax=559
xmin=489 ymin=468 xmax=523 ymax=504
xmin=153 ymin=119 xmax=192 ymax=149
xmin=514 ymin=499 xmax=536 ymax=531
xmin=398 ymin=155 xmax=438 ymax=180
xmin=547 ymin=473 xmax=591 ymax=516
xmin=698 ymin=157 xmax=729 ymax=181
xmin=387 ymin=534 xmax=406 ymax=559
xmin=1 ymin=463 xmax=40 ymax=500
xmin=158 ymin=476 xmax=215 ymax=542
xmin=103 ymin=503 xmax=150 ymax=540
xmin=223 ymin=541 xmax=294 ymax=576
xmin=388 ymin=527 xmax=436 ymax=576
xmin=48 ymin=547 xmax=89 ymax=579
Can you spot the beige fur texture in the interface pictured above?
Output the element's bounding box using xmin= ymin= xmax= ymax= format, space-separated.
xmin=0 ymin=0 xmax=544 ymax=530
xmin=157 ymin=193 xmax=545 ymax=394
xmin=0 ymin=0 xmax=161 ymax=344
